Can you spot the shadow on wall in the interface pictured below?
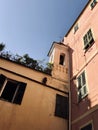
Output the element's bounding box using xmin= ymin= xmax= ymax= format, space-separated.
xmin=69 ymin=47 xmax=92 ymax=120
xmin=70 ymin=79 xmax=92 ymax=120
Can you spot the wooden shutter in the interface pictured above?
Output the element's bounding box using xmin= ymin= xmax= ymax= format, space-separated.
xmin=78 ymin=76 xmax=82 ymax=89
xmin=87 ymin=29 xmax=94 ymax=44
xmin=83 ymin=35 xmax=88 ymax=47
xmin=80 ymin=87 xmax=85 ymax=97
xmin=90 ymin=0 xmax=97 ymax=9
xmin=55 ymin=94 xmax=69 ymax=119
xmin=0 ymin=74 xmax=6 ymax=91
xmin=82 ymin=72 xmax=86 ymax=86
xmin=14 ymin=82 xmax=27 ymax=105
xmin=78 ymin=71 xmax=87 ymax=101
xmin=74 ymin=23 xmax=78 ymax=33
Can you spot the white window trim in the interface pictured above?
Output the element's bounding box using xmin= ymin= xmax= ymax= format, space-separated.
xmin=83 ymin=28 xmax=94 ymax=51
xmin=77 ymin=71 xmax=88 ymax=102
xmin=79 ymin=120 xmax=94 ymax=130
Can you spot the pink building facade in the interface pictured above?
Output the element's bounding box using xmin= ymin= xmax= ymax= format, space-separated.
xmin=0 ymin=1 xmax=98 ymax=130
xmin=63 ymin=0 xmax=98 ymax=130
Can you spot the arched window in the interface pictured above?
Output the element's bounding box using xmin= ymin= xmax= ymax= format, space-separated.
xmin=59 ymin=53 xmax=65 ymax=65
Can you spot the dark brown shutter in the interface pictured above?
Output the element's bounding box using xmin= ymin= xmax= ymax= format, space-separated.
xmin=55 ymin=94 xmax=69 ymax=119
xmin=14 ymin=82 xmax=27 ymax=105
xmin=0 ymin=74 xmax=6 ymax=91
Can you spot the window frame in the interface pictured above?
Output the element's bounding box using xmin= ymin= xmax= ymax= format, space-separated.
xmin=90 ymin=0 xmax=97 ymax=9
xmin=83 ymin=29 xmax=94 ymax=51
xmin=55 ymin=94 xmax=69 ymax=119
xmin=0 ymin=74 xmax=26 ymax=105
xmin=77 ymin=71 xmax=88 ymax=102
xmin=0 ymin=79 xmax=19 ymax=103
xmin=80 ymin=121 xmax=93 ymax=130
xmin=74 ymin=23 xmax=79 ymax=34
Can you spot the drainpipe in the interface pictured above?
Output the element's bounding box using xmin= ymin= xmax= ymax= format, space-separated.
xmin=68 ymin=47 xmax=71 ymax=130
xmin=68 ymin=81 xmax=71 ymax=130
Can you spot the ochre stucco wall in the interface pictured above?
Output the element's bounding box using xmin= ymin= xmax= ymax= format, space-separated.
xmin=0 ymin=58 xmax=68 ymax=130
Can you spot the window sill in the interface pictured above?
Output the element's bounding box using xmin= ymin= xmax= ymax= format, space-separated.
xmin=0 ymin=97 xmax=19 ymax=105
xmin=78 ymin=93 xmax=88 ymax=103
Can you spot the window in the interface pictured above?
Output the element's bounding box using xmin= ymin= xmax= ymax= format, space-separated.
xmin=74 ymin=23 xmax=79 ymax=33
xmin=55 ymin=94 xmax=69 ymax=119
xmin=81 ymin=123 xmax=92 ymax=130
xmin=83 ymin=29 xmax=94 ymax=51
xmin=0 ymin=74 xmax=26 ymax=105
xmin=59 ymin=54 xmax=65 ymax=65
xmin=90 ymin=0 xmax=97 ymax=9
xmin=77 ymin=71 xmax=88 ymax=101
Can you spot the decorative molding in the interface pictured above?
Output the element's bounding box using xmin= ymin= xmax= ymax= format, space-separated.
xmin=72 ymin=105 xmax=98 ymax=124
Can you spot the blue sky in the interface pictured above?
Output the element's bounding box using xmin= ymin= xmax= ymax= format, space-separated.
xmin=0 ymin=0 xmax=88 ymax=62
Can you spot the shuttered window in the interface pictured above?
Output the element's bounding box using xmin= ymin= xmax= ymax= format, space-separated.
xmin=0 ymin=74 xmax=26 ymax=105
xmin=74 ymin=23 xmax=79 ymax=33
xmin=55 ymin=94 xmax=69 ymax=119
xmin=77 ymin=71 xmax=88 ymax=101
xmin=83 ymin=29 xmax=94 ymax=50
xmin=90 ymin=0 xmax=97 ymax=9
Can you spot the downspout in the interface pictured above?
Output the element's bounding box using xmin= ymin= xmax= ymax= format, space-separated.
xmin=68 ymin=47 xmax=71 ymax=130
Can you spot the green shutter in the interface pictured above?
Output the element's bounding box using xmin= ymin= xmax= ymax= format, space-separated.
xmin=74 ymin=23 xmax=78 ymax=33
xmin=87 ymin=29 xmax=93 ymax=44
xmin=78 ymin=71 xmax=87 ymax=101
xmin=83 ymin=35 xmax=88 ymax=47
xmin=82 ymin=72 xmax=86 ymax=86
xmin=83 ymin=85 xmax=87 ymax=95
xmin=90 ymin=0 xmax=97 ymax=9
xmin=83 ymin=29 xmax=94 ymax=50
xmin=78 ymin=76 xmax=82 ymax=89
xmin=80 ymin=85 xmax=87 ymax=99
xmin=80 ymin=87 xmax=84 ymax=96
xmin=78 ymin=91 xmax=82 ymax=101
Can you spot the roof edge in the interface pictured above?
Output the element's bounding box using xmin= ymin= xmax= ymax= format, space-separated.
xmin=65 ymin=0 xmax=91 ymax=37
xmin=0 ymin=56 xmax=51 ymax=75
xmin=47 ymin=41 xmax=68 ymax=56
